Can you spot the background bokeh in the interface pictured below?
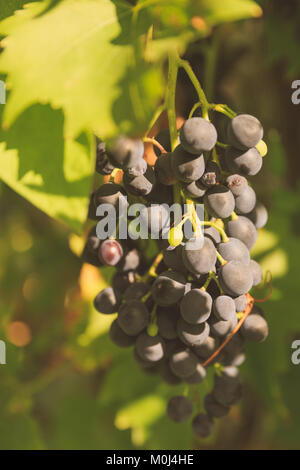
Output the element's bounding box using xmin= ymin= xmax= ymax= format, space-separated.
xmin=0 ymin=0 xmax=299 ymax=450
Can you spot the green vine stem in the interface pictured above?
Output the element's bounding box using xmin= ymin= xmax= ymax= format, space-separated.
xmin=167 ymin=53 xmax=179 ymax=151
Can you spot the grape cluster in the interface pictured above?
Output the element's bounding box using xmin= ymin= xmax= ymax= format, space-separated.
xmin=84 ymin=112 xmax=269 ymax=440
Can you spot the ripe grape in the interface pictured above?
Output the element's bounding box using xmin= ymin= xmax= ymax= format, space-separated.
xmin=234 ymin=294 xmax=247 ymax=312
xmin=169 ymin=348 xmax=198 ymax=378
xmin=213 ymin=295 xmax=236 ymax=321
xmin=167 ymin=396 xmax=193 ymax=423
xmin=94 ymin=182 xmax=127 ymax=209
xmin=217 ymin=238 xmax=250 ymax=265
xmin=200 ymin=161 xmax=221 ymax=188
xmin=185 ymin=362 xmax=207 ymax=384
xmin=192 ymin=413 xmax=214 ymax=438
xmin=219 ymin=260 xmax=253 ymax=296
xmin=226 ymin=216 xmax=257 ymax=250
xmin=204 ymin=393 xmax=230 ymax=418
xmin=118 ymin=300 xmax=149 ymax=336
xmin=227 ymin=114 xmax=263 ymax=150
xmin=123 ymin=165 xmax=155 ymax=196
xmin=183 ymin=237 xmax=217 ymax=275
xmin=247 ymin=201 xmax=268 ymax=229
xmin=123 ymin=282 xmax=149 ymax=301
xmin=177 ymin=317 xmax=210 ymax=347
xmin=172 ymin=145 xmax=205 ymax=183
xmin=107 ymin=135 xmax=144 ymax=169
xmin=181 ymin=180 xmax=207 ymax=198
xmin=109 ymin=319 xmax=136 ymax=348
xmin=135 ymin=333 xmax=165 ymax=362
xmin=180 ymin=288 xmax=212 ymax=324
xmin=225 ymin=147 xmax=262 ymax=176
xmin=204 ymin=185 xmax=235 ymax=219
xmin=235 ymin=185 xmax=256 ymax=214
xmin=180 ymin=117 xmax=217 ymax=154
xmin=240 ymin=314 xmax=269 ymax=342
xmin=157 ymin=307 xmax=179 ymax=340
xmin=249 ymin=259 xmax=263 ymax=286
xmin=226 ymin=174 xmax=248 ymax=196
xmin=94 ymin=287 xmax=120 ymax=314
xmin=155 ymin=153 xmax=177 ymax=186
xmin=152 ymin=270 xmax=186 ymax=307
xmin=95 ymin=141 xmax=114 ymax=175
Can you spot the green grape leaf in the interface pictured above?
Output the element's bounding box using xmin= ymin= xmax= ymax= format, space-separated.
xmin=0 ymin=0 xmax=42 ymax=22
xmin=0 ymin=104 xmax=93 ymax=233
xmin=0 ymin=0 xmax=161 ymax=139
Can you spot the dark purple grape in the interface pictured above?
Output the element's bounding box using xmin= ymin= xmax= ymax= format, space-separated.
xmin=180 ymin=289 xmax=212 ymax=324
xmin=225 ymin=147 xmax=262 ymax=176
xmin=94 ymin=287 xmax=120 ymax=314
xmin=226 ymin=216 xmax=257 ymax=250
xmin=118 ymin=300 xmax=149 ymax=336
xmin=95 ymin=141 xmax=114 ymax=175
xmin=204 ymin=393 xmax=230 ymax=418
xmin=217 ymin=238 xmax=250 ymax=265
xmin=135 ymin=333 xmax=165 ymax=362
xmin=167 ymin=396 xmax=193 ymax=423
xmin=182 ymin=237 xmax=217 ymax=275
xmin=109 ymin=319 xmax=136 ymax=348
xmin=200 ymin=161 xmax=221 ymax=188
xmin=154 ymin=152 xmax=177 ymax=185
xmin=151 ymin=270 xmax=186 ymax=307
xmin=192 ymin=413 xmax=214 ymax=438
xmin=123 ymin=165 xmax=155 ymax=196
xmin=227 ymin=114 xmax=263 ymax=150
xmin=177 ymin=317 xmax=210 ymax=347
xmin=219 ymin=261 xmax=253 ymax=296
xmin=169 ymin=348 xmax=198 ymax=378
xmin=180 ymin=117 xmax=217 ymax=154
xmin=249 ymin=259 xmax=262 ymax=286
xmin=235 ymin=185 xmax=256 ymax=214
xmin=247 ymin=201 xmax=268 ymax=229
xmin=172 ymin=145 xmax=205 ymax=183
xmin=240 ymin=314 xmax=269 ymax=342
xmin=204 ymin=185 xmax=235 ymax=219
xmin=107 ymin=135 xmax=144 ymax=169
xmin=213 ymin=295 xmax=236 ymax=321
xmin=226 ymin=174 xmax=248 ymax=196
xmin=185 ymin=362 xmax=206 ymax=384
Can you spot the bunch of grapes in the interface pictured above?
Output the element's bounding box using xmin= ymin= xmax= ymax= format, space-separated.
xmin=83 ymin=112 xmax=269 ymax=439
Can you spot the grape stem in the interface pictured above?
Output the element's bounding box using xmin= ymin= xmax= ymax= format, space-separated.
xmin=143 ymin=252 xmax=163 ymax=281
xmin=143 ymin=136 xmax=167 ymax=154
xmin=201 ymin=293 xmax=254 ymax=368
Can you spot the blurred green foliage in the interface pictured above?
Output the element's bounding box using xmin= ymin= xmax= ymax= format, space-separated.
xmin=0 ymin=0 xmax=299 ymax=450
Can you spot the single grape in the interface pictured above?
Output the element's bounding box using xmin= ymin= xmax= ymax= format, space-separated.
xmin=180 ymin=117 xmax=217 ymax=154
xmin=109 ymin=319 xmax=136 ymax=348
xmin=226 ymin=174 xmax=248 ymax=196
xmin=172 ymin=145 xmax=205 ymax=183
xmin=227 ymin=114 xmax=263 ymax=150
xmin=204 ymin=185 xmax=235 ymax=219
xmin=126 ymin=158 xmax=147 ymax=177
xmin=192 ymin=413 xmax=214 ymax=438
xmin=225 ymin=147 xmax=262 ymax=176
xmin=94 ymin=182 xmax=127 ymax=209
xmin=112 ymin=271 xmax=136 ymax=296
xmin=155 ymin=152 xmax=177 ymax=186
xmin=107 ymin=135 xmax=144 ymax=169
xmin=145 ymin=181 xmax=174 ymax=205
xmin=185 ymin=362 xmax=207 ymax=384
xmin=123 ymin=165 xmax=155 ymax=196
xmin=247 ymin=201 xmax=268 ymax=229
xmin=135 ymin=333 xmax=165 ymax=362
xmin=94 ymin=287 xmax=120 ymax=314
xmin=217 ymin=238 xmax=250 ymax=265
xmin=167 ymin=396 xmax=193 ymax=423
xmin=213 ymin=381 xmax=242 ymax=407
xmin=177 ymin=317 xmax=210 ymax=347
xmin=233 ymin=294 xmax=247 ymax=312
xmin=182 ymin=237 xmax=217 ymax=275
xmin=213 ymin=295 xmax=236 ymax=321
xmin=169 ymin=348 xmax=198 ymax=378
xmin=204 ymin=393 xmax=230 ymax=418
xmin=235 ymin=185 xmax=256 ymax=214
xmin=151 ymin=270 xmax=186 ymax=307
xmin=98 ymin=239 xmax=123 ymax=266
xmin=249 ymin=259 xmax=262 ymax=286
xmin=118 ymin=300 xmax=149 ymax=336
xmin=226 ymin=216 xmax=258 ymax=250
xmin=219 ymin=260 xmax=253 ymax=296
xmin=181 ymin=180 xmax=207 ymax=199
xmin=240 ymin=314 xmax=269 ymax=342
xmin=180 ymin=289 xmax=212 ymax=324
xmin=95 ymin=141 xmax=114 ymax=175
